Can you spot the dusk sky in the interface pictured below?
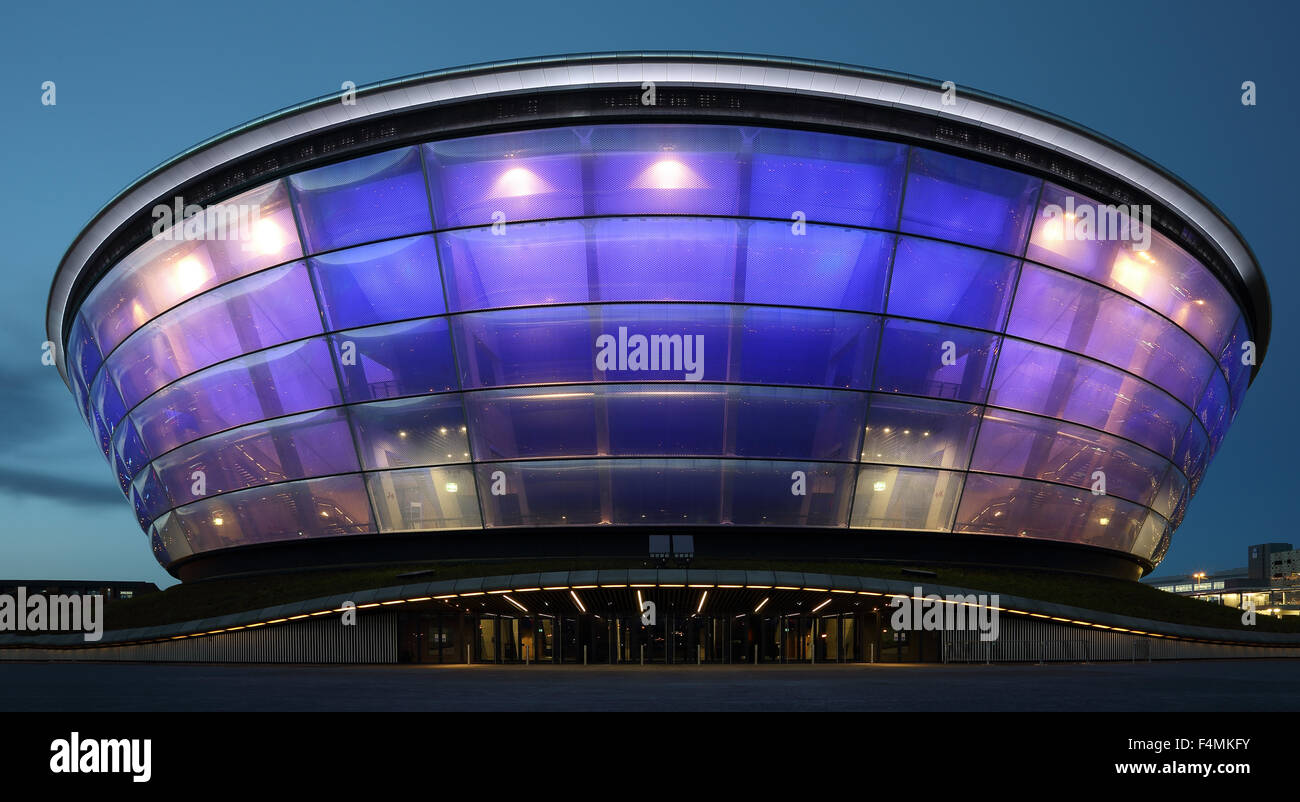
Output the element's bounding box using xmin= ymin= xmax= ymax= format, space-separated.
xmin=1 ymin=0 xmax=1295 ymax=587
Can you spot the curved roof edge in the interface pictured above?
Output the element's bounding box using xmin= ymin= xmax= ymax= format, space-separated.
xmin=47 ymin=51 xmax=1270 ymax=383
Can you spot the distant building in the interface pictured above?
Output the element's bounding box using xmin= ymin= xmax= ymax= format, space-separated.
xmin=1144 ymin=543 xmax=1299 ymax=617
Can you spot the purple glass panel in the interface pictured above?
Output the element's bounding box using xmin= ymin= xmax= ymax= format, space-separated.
xmin=349 ymin=395 xmax=470 ymax=470
xmin=111 ymin=417 xmax=150 ymax=490
xmin=743 ymin=224 xmax=892 ymax=312
xmin=366 ymin=466 xmax=481 ymax=532
xmin=900 ymin=148 xmax=1041 ymax=253
xmin=1151 ymin=463 xmax=1188 ymax=520
xmin=594 ymin=218 xmax=738 ymax=303
xmin=731 ymin=387 xmax=866 ymax=462
xmin=155 ymin=408 xmax=358 ymax=504
xmin=81 ymin=180 xmax=303 ymax=355
xmin=68 ymin=313 xmax=101 ymax=387
xmin=90 ymin=370 xmax=127 ymax=434
xmin=739 ymin=307 xmax=878 ymax=389
xmin=290 ymin=147 xmax=432 ymax=254
xmin=108 ymin=262 xmax=322 ymax=408
xmin=987 ymin=339 xmax=1191 ymax=460
xmin=850 ymin=466 xmax=963 ymax=531
xmin=886 ymin=238 xmax=1020 ymax=330
xmin=1007 ymin=265 xmax=1214 ymax=406
xmin=1026 ymin=183 xmax=1237 ymax=354
xmin=1218 ymin=314 xmax=1251 ymax=416
xmin=454 ymin=305 xmax=734 ymax=389
xmin=590 ymin=125 xmax=744 ymax=216
xmin=954 ymin=474 xmax=1146 ymax=552
xmin=970 ymin=407 xmax=1171 ymax=507
xmin=331 ymin=318 xmax=458 ymax=403
xmin=133 ymin=338 xmax=341 ymax=455
xmin=151 ymin=512 xmax=193 ymax=564
xmin=425 ymin=127 xmax=586 ymax=228
xmin=748 ymin=129 xmax=907 ymax=228
xmin=131 ymin=466 xmax=171 ymax=530
xmin=476 ymin=460 xmax=604 ymax=527
xmin=311 ymin=235 xmax=445 ymax=330
xmin=439 ymin=220 xmax=590 ymax=311
xmin=466 ymin=387 xmax=601 ymax=460
xmin=861 ymin=394 xmax=981 ymax=469
xmin=728 ymin=460 xmax=855 ymax=527
xmin=873 ymin=319 xmax=1000 ymax=403
xmin=1196 ymin=368 xmax=1230 ymax=456
xmin=1174 ymin=418 xmax=1210 ymax=493
xmin=176 ymin=474 xmax=373 ymax=553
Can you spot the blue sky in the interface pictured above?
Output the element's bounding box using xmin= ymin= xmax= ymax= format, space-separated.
xmin=1 ymin=0 xmax=1295 ymax=586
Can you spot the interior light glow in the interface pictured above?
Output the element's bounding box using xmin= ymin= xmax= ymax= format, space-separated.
xmin=489 ymin=166 xmax=551 ymax=198
xmin=632 ymin=159 xmax=705 ymax=190
xmin=250 ymin=218 xmax=286 ymax=256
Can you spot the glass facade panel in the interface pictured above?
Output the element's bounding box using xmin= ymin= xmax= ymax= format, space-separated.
xmin=861 ymin=394 xmax=980 ymax=469
xmin=873 ymin=319 xmax=1000 ymax=403
xmin=886 ymin=238 xmax=1019 ymax=330
xmin=132 ymin=338 xmax=341 ymax=455
xmin=290 ymin=147 xmax=431 ymax=254
xmin=850 ymin=466 xmax=963 ymax=531
xmin=900 ymin=148 xmax=1040 ymax=253
xmin=954 ymin=474 xmax=1147 ymax=553
xmin=107 ymin=262 xmax=322 ymax=408
xmin=970 ymin=407 xmax=1172 ymax=508
xmin=742 ymin=224 xmax=892 ymax=312
xmin=349 ymin=395 xmax=470 ymax=470
xmin=1007 ymin=264 xmax=1215 ymax=407
xmin=366 ymin=466 xmax=481 ymax=532
xmin=331 ymin=318 xmax=458 ymax=403
xmin=154 ymin=408 xmax=358 ymax=504
xmin=311 ymin=235 xmax=444 ymax=330
xmin=1026 ymin=182 xmax=1236 ymax=354
xmin=987 ymin=339 xmax=1190 ymax=460
xmin=175 ymin=474 xmax=373 ymax=552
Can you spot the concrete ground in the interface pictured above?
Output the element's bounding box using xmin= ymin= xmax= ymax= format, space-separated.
xmin=1 ymin=659 xmax=1297 ymax=711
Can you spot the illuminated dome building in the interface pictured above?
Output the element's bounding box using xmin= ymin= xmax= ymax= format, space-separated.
xmin=49 ymin=53 xmax=1268 ymax=589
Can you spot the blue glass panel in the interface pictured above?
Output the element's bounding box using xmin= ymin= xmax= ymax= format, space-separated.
xmin=886 ymin=237 xmax=1019 ymax=330
xmin=466 ymin=387 xmax=601 ymax=460
xmin=311 ymin=235 xmax=444 ymax=330
xmin=988 ymin=339 xmax=1191 ymax=460
xmin=1174 ymin=418 xmax=1210 ymax=493
xmin=1151 ymin=463 xmax=1188 ymax=521
xmin=737 ymin=307 xmax=878 ymax=389
xmin=593 ymin=218 xmax=738 ymax=303
xmin=68 ymin=313 xmax=101 ymax=388
xmin=111 ymin=417 xmax=150 ymax=490
xmin=730 ymin=387 xmax=866 ymax=462
xmin=748 ymin=129 xmax=907 ymax=228
xmin=1007 ymin=264 xmax=1215 ymax=407
xmin=901 ymin=148 xmax=1041 ymax=253
xmin=1218 ymin=314 xmax=1251 ymax=417
xmin=727 ymin=460 xmax=855 ymax=527
xmin=331 ymin=318 xmax=458 ymax=403
xmin=589 ymin=125 xmax=744 ymax=216
xmin=861 ymin=394 xmax=981 ymax=469
xmin=455 ymin=305 xmax=735 ymax=389
xmin=349 ymin=395 xmax=470 ymax=470
xmin=743 ymin=224 xmax=892 ymax=312
xmin=850 ymin=466 xmax=963 ymax=531
xmin=425 ymin=127 xmax=586 ymax=228
xmin=366 ymin=466 xmax=481 ymax=532
xmin=151 ymin=512 xmax=193 ymax=564
xmin=439 ymin=220 xmax=591 ymax=311
xmin=290 ymin=147 xmax=432 ymax=254
xmin=606 ymin=458 xmax=723 ymax=525
xmin=477 ymin=460 xmax=604 ymax=527
xmin=90 ymin=370 xmax=127 ymax=434
xmin=133 ymin=338 xmax=342 ymax=455
xmin=131 ymin=466 xmax=171 ymax=530
xmin=873 ymin=319 xmax=1000 ymax=403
